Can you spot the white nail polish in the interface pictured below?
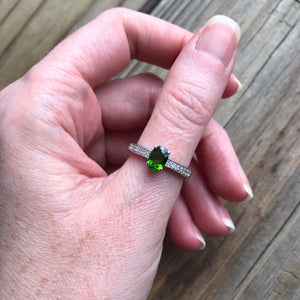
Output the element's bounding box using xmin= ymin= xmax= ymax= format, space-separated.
xmin=196 ymin=233 xmax=206 ymax=250
xmin=223 ymin=217 xmax=235 ymax=233
xmin=244 ymin=183 xmax=254 ymax=201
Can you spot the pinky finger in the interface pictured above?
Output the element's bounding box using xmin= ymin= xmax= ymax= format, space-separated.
xmin=168 ymin=196 xmax=206 ymax=251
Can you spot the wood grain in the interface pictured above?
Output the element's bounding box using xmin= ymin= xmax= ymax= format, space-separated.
xmin=0 ymin=0 xmax=299 ymax=299
xmin=0 ymin=0 xmax=19 ymax=24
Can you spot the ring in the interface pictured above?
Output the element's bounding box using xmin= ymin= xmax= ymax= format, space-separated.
xmin=128 ymin=143 xmax=192 ymax=178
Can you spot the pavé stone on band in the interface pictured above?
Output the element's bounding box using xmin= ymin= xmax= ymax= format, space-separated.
xmin=128 ymin=143 xmax=192 ymax=178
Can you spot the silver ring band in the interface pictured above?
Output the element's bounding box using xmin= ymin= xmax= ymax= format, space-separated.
xmin=128 ymin=143 xmax=192 ymax=178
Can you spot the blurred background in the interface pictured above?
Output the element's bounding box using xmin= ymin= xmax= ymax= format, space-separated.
xmin=0 ymin=1 xmax=299 ymax=299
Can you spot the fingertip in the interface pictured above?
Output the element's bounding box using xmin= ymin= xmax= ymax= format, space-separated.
xmin=168 ymin=197 xmax=206 ymax=251
xmin=195 ymin=231 xmax=206 ymax=250
xmin=238 ymin=164 xmax=254 ymax=201
xmin=235 ymin=76 xmax=243 ymax=93
xmin=197 ymin=120 xmax=252 ymax=202
xmin=182 ymin=164 xmax=236 ymax=237
xmin=222 ymin=74 xmax=243 ymax=98
xmin=223 ymin=218 xmax=235 ymax=233
xmin=243 ymin=182 xmax=254 ymax=201
xmin=217 ymin=202 xmax=235 ymax=233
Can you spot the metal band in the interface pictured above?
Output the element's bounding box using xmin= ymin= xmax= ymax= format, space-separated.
xmin=128 ymin=143 xmax=192 ymax=178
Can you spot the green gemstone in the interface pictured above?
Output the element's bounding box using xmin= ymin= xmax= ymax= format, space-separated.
xmin=147 ymin=146 xmax=169 ymax=171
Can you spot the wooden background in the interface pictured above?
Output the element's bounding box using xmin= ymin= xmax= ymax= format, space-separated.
xmin=1 ymin=0 xmax=299 ymax=299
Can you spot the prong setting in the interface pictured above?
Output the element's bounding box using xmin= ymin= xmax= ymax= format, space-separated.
xmin=128 ymin=143 xmax=192 ymax=178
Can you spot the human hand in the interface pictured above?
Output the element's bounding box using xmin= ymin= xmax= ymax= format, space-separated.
xmin=0 ymin=8 xmax=252 ymax=299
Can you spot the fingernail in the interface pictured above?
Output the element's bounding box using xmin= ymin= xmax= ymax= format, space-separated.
xmin=195 ymin=15 xmax=241 ymax=67
xmin=244 ymin=183 xmax=254 ymax=201
xmin=238 ymin=165 xmax=253 ymax=201
xmin=196 ymin=233 xmax=206 ymax=250
xmin=235 ymin=77 xmax=243 ymax=92
xmin=193 ymin=152 xmax=199 ymax=162
xmin=217 ymin=203 xmax=235 ymax=233
xmin=223 ymin=217 xmax=235 ymax=233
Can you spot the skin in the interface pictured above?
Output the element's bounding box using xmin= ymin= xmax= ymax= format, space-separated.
xmin=0 ymin=8 xmax=250 ymax=299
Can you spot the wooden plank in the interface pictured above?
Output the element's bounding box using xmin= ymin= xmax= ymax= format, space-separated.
xmin=0 ymin=0 xmax=299 ymax=299
xmin=118 ymin=0 xmax=223 ymax=79
xmin=232 ymin=179 xmax=300 ymax=299
xmin=0 ymin=0 xmax=156 ymax=89
xmin=0 ymin=0 xmax=93 ymax=89
xmin=117 ymin=0 xmax=284 ymax=80
xmin=149 ymin=1 xmax=300 ymax=298
xmin=215 ymin=112 xmax=300 ymax=299
xmin=215 ymin=0 xmax=300 ymax=127
xmin=227 ymin=20 xmax=300 ymax=174
xmin=0 ymin=0 xmax=43 ymax=56
xmin=272 ymin=246 xmax=300 ymax=299
xmin=66 ymin=0 xmax=149 ymax=35
xmin=0 ymin=0 xmax=19 ymax=24
xmin=150 ymin=123 xmax=299 ymax=299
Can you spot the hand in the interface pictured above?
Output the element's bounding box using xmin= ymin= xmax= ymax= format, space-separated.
xmin=0 ymin=8 xmax=251 ymax=299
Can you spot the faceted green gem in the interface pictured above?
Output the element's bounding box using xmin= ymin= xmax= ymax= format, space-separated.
xmin=147 ymin=146 xmax=169 ymax=171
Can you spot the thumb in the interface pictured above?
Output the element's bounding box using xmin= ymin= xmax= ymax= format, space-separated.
xmin=120 ymin=16 xmax=240 ymax=223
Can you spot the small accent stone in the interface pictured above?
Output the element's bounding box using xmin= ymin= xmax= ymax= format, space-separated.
xmin=147 ymin=146 xmax=169 ymax=171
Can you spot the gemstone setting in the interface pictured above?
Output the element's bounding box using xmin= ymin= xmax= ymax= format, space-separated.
xmin=128 ymin=143 xmax=192 ymax=178
xmin=147 ymin=146 xmax=169 ymax=171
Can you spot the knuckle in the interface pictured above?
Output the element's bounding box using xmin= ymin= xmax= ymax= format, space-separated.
xmin=213 ymin=120 xmax=230 ymax=140
xmin=165 ymin=80 xmax=214 ymax=128
xmin=104 ymin=6 xmax=127 ymax=15
xmin=219 ymin=125 xmax=229 ymax=139
xmin=100 ymin=7 xmax=129 ymax=20
xmin=21 ymin=65 xmax=38 ymax=86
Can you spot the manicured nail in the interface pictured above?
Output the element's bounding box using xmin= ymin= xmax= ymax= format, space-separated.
xmin=244 ymin=183 xmax=254 ymax=201
xmin=217 ymin=203 xmax=235 ymax=234
xmin=195 ymin=15 xmax=241 ymax=67
xmin=235 ymin=77 xmax=243 ymax=92
xmin=193 ymin=152 xmax=199 ymax=162
xmin=196 ymin=233 xmax=206 ymax=250
xmin=223 ymin=217 xmax=235 ymax=233
xmin=238 ymin=165 xmax=253 ymax=200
